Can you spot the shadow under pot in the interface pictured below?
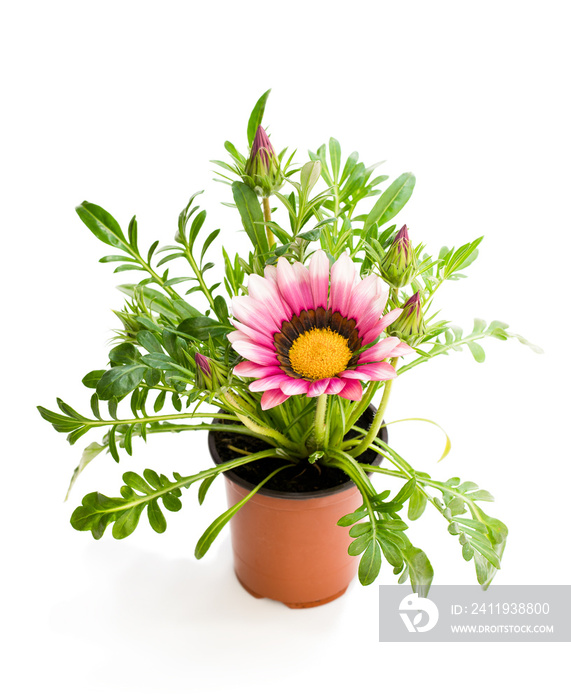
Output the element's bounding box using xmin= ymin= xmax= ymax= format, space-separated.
xmin=208 ymin=404 xmax=387 ymax=609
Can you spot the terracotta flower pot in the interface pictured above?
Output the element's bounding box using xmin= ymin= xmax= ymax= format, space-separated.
xmin=208 ymin=406 xmax=387 ymax=608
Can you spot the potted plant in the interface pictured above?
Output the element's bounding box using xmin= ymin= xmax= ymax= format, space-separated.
xmin=38 ymin=90 xmax=541 ymax=608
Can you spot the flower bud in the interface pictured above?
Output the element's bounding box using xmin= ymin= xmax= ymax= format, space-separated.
xmin=195 ymin=353 xmax=227 ymax=393
xmin=389 ymin=292 xmax=426 ymax=346
xmin=244 ymin=126 xmax=284 ymax=197
xmin=379 ymin=225 xmax=417 ymax=288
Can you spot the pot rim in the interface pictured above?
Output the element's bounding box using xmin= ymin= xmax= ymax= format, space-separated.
xmin=208 ymin=405 xmax=388 ymax=501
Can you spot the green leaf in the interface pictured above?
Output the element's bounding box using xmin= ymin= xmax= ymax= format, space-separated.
xmin=162 ymin=493 xmax=182 ymax=512
xmin=402 ymin=544 xmax=434 ymax=597
xmin=392 ymin=478 xmax=417 ymax=504
xmin=451 ymin=517 xmax=488 ymax=534
xmin=300 ymin=161 xmax=322 ymax=196
xmin=147 ymin=500 xmax=167 ymax=533
xmin=247 ymin=89 xmax=271 ymax=147
xmin=469 ymin=540 xmax=502 ymax=569
xmin=408 ymin=489 xmax=428 ymax=520
xmin=137 ymin=330 xmax=163 ymax=355
xmin=143 ymin=469 xmax=161 ymax=489
xmin=329 ymin=138 xmax=341 ymax=182
xmin=113 ymin=264 xmax=143 ymax=273
xmin=213 ymin=295 xmax=229 ymax=322
xmin=118 ymin=284 xmax=201 ymax=322
xmin=462 ymin=542 xmax=474 ymax=561
xmin=153 ymin=390 xmax=166 ymax=412
xmin=177 ymin=316 xmax=229 ymax=341
xmin=337 ymin=507 xmax=367 ymax=527
xmin=469 ymin=489 xmax=494 ymax=502
xmin=224 ymin=140 xmax=245 ymax=163
xmin=198 ymin=474 xmax=218 ymax=505
xmin=468 ymin=341 xmax=486 ymax=363
xmin=109 ymin=343 xmax=142 ymax=365
xmin=122 ymin=471 xmax=154 ymax=494
xmin=107 ymin=425 xmax=120 ymax=462
xmin=201 ymin=229 xmax=220 ymax=263
xmin=298 ymin=228 xmax=321 ymax=242
xmin=340 ymin=150 xmax=359 ymax=184
xmin=112 ymin=504 xmax=145 ymax=539
xmin=446 ymin=496 xmax=466 ymax=516
xmin=363 ymin=172 xmax=416 ymax=235
xmin=76 ymin=201 xmax=127 ymax=250
xmin=358 ymin=540 xmax=382 ymax=585
xmin=194 ymin=465 xmax=287 ymax=559
xmin=348 ymin=534 xmax=370 ymax=556
xmin=349 ymin=522 xmax=372 ymax=538
xmin=142 ymin=353 xmax=180 ymax=371
xmin=82 ymin=370 xmax=105 ymax=389
xmin=378 ymin=536 xmax=404 ymax=569
xmin=65 ymin=441 xmax=106 ymax=500
xmin=99 ymin=255 xmax=133 ymax=263
xmin=231 ymin=181 xmax=269 ymax=254
xmin=472 ymin=318 xmax=487 ymax=334
xmin=96 ymin=365 xmax=146 ymax=400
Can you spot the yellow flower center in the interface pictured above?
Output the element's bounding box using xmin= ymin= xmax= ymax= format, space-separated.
xmin=288 ymin=328 xmax=352 ymax=381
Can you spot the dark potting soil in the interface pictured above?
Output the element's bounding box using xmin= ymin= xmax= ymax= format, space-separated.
xmin=213 ymin=410 xmax=383 ymax=494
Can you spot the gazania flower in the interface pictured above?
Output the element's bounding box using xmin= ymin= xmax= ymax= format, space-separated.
xmin=229 ymin=252 xmax=413 ymax=410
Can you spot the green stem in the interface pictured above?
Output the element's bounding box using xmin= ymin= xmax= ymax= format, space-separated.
xmin=84 ymin=412 xmax=242 ymax=430
xmin=397 ymin=330 xmax=490 ymax=376
xmin=129 ymin=245 xmax=184 ymax=302
xmin=347 ymin=380 xmax=379 ymax=429
xmin=313 ymin=394 xmax=328 ymax=449
xmin=94 ymin=450 xmax=284 ymax=516
xmin=262 ymin=197 xmax=275 ymax=248
xmin=223 ymin=392 xmax=301 ymax=453
xmin=182 ymin=248 xmax=216 ymax=311
xmin=349 ymin=357 xmax=398 ymax=458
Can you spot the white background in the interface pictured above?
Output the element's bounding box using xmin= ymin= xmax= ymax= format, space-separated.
xmin=2 ymin=0 xmax=570 ymax=697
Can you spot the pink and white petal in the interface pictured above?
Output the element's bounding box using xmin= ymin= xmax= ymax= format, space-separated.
xmin=227 ymin=329 xmax=250 ymax=344
xmin=280 ymin=377 xmax=311 ymax=395
xmin=329 ymin=253 xmax=356 ymax=316
xmin=374 ymin=276 xmax=389 ymax=309
xmin=339 ymin=369 xmax=370 ymax=380
xmin=307 ymin=378 xmax=330 ymax=397
xmin=264 ymin=265 xmax=278 ymax=282
xmin=233 ymin=361 xmax=280 ymax=379
xmin=355 ymin=296 xmax=388 ymax=339
xmin=354 ymin=362 xmax=397 ymax=381
xmin=261 ymin=388 xmax=289 ymax=410
xmin=361 ymin=309 xmax=404 ymax=345
xmin=276 ymin=257 xmax=306 ymax=316
xmin=232 ymin=296 xmax=281 ymax=334
xmin=308 ymin=249 xmax=330 ymax=309
xmin=338 ymin=378 xmax=363 ymax=401
xmin=378 ymin=308 xmax=404 ymax=333
xmin=230 ymin=319 xmax=275 ymax=348
xmin=325 ymin=377 xmax=346 ymax=395
xmin=248 ymin=273 xmax=292 ymax=328
xmin=232 ymin=340 xmax=280 ymax=366
xmin=385 ymin=341 xmax=415 ymax=358
xmin=349 ymin=275 xmax=379 ymax=323
xmin=292 ymin=262 xmax=314 ymax=310
xmin=248 ymin=274 xmax=292 ymax=326
xmin=249 ymin=374 xmax=288 ymax=392
xmin=358 ymin=337 xmax=402 ymax=363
